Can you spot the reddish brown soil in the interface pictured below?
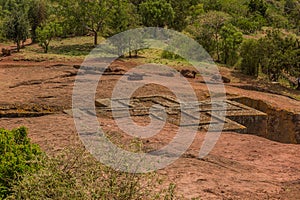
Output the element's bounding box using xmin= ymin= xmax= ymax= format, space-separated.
xmin=0 ymin=54 xmax=300 ymax=199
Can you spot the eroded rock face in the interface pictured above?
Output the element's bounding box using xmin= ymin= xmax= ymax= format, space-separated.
xmin=233 ymin=97 xmax=300 ymax=144
xmin=294 ymin=114 xmax=300 ymax=143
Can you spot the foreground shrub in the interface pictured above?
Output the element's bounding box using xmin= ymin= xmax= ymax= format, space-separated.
xmin=0 ymin=127 xmax=43 ymax=199
xmin=8 ymin=147 xmax=176 ymax=200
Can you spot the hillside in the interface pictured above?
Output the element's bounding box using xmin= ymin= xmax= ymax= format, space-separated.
xmin=0 ymin=0 xmax=300 ymax=199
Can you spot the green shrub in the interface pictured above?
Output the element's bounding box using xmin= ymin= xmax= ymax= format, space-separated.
xmin=240 ymin=39 xmax=260 ymax=77
xmin=161 ymin=50 xmax=182 ymax=60
xmin=8 ymin=147 xmax=176 ymax=200
xmin=0 ymin=127 xmax=43 ymax=199
xmin=1 ymin=128 xmax=177 ymax=199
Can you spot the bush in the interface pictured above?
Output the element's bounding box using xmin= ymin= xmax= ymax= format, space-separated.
xmin=161 ymin=50 xmax=182 ymax=60
xmin=1 ymin=127 xmax=177 ymax=199
xmin=0 ymin=127 xmax=43 ymax=199
xmin=233 ymin=17 xmax=261 ymax=34
xmin=240 ymin=31 xmax=300 ymax=80
xmin=7 ymin=147 xmax=176 ymax=200
xmin=240 ymin=39 xmax=260 ymax=77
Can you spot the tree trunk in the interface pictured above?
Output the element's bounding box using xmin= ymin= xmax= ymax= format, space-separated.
xmin=215 ymin=31 xmax=220 ymax=62
xmin=94 ymin=31 xmax=98 ymax=45
xmin=129 ymin=39 xmax=132 ymax=58
xmin=134 ymin=50 xmax=138 ymax=57
xmin=16 ymin=41 xmax=21 ymax=52
xmin=45 ymin=44 xmax=48 ymax=53
xmin=31 ymin=27 xmax=37 ymax=43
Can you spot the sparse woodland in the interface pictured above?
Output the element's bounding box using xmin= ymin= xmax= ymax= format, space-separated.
xmin=0 ymin=0 xmax=299 ymax=82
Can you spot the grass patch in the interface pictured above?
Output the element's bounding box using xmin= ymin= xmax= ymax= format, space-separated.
xmin=48 ymin=36 xmax=100 ymax=56
xmin=122 ymin=48 xmax=192 ymax=71
xmin=15 ymin=36 xmax=104 ymax=62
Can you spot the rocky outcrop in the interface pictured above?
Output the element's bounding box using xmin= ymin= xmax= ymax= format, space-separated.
xmin=1 ymin=48 xmax=11 ymax=56
xmin=233 ymin=97 xmax=300 ymax=144
xmin=180 ymin=69 xmax=197 ymax=78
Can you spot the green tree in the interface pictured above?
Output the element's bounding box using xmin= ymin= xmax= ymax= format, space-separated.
xmin=28 ymin=0 xmax=47 ymax=43
xmin=240 ymin=30 xmax=300 ymax=80
xmin=81 ymin=0 xmax=114 ymax=45
xmin=107 ymin=0 xmax=144 ymax=57
xmin=259 ymin=30 xmax=300 ymax=81
xmin=3 ymin=11 xmax=29 ymax=51
xmin=57 ymin=0 xmax=114 ymax=45
xmin=36 ymin=22 xmax=62 ymax=53
xmin=0 ymin=0 xmax=29 ymax=12
xmin=139 ymin=0 xmax=175 ymax=27
xmin=202 ymin=0 xmax=222 ymax=12
xmin=248 ymin=0 xmax=268 ymax=17
xmin=196 ymin=11 xmax=230 ymax=61
xmin=168 ymin=0 xmax=200 ymax=31
xmin=220 ymin=24 xmax=243 ymax=65
xmin=240 ymin=39 xmax=261 ymax=77
xmin=187 ymin=3 xmax=204 ymax=24
xmin=284 ymin=0 xmax=297 ymax=15
xmin=54 ymin=0 xmax=87 ymax=37
xmin=284 ymin=0 xmax=300 ymax=32
xmin=107 ymin=0 xmax=138 ymax=36
xmin=233 ymin=16 xmax=260 ymax=34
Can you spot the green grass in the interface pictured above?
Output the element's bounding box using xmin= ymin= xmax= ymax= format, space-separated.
xmin=15 ymin=36 xmax=103 ymax=62
xmin=123 ymin=48 xmax=193 ymax=70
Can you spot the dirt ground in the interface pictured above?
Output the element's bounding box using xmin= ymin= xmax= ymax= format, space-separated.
xmin=1 ymin=54 xmax=300 ymax=199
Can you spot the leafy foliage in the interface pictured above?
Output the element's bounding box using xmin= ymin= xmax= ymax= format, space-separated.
xmin=187 ymin=11 xmax=230 ymax=61
xmin=7 ymin=147 xmax=177 ymax=200
xmin=0 ymin=0 xmax=299 ymax=84
xmin=240 ymin=39 xmax=261 ymax=77
xmin=139 ymin=0 xmax=175 ymax=27
xmin=0 ymin=127 xmax=43 ymax=199
xmin=3 ymin=11 xmax=29 ymax=51
xmin=28 ymin=0 xmax=48 ymax=43
xmin=36 ymin=22 xmax=63 ymax=53
xmin=240 ymin=30 xmax=300 ymax=80
xmin=248 ymin=0 xmax=268 ymax=17
xmin=220 ymin=24 xmax=243 ymax=65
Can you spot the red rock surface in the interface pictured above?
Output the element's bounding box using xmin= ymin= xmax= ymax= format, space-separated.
xmin=0 ymin=58 xmax=299 ymax=199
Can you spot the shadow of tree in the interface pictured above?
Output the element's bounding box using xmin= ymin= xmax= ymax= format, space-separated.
xmin=49 ymin=43 xmax=95 ymax=56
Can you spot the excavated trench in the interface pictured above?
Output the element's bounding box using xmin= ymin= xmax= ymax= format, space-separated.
xmin=90 ymin=95 xmax=300 ymax=144
xmin=1 ymin=96 xmax=299 ymax=145
xmin=231 ymin=97 xmax=300 ymax=144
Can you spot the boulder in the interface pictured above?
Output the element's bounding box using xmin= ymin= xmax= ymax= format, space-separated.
xmin=2 ymin=48 xmax=11 ymax=56
xmin=128 ymin=73 xmax=144 ymax=81
xmin=180 ymin=69 xmax=197 ymax=78
xmin=222 ymin=76 xmax=231 ymax=83
xmin=211 ymin=74 xmax=231 ymax=83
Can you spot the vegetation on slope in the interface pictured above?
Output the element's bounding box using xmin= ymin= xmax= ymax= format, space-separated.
xmin=0 ymin=0 xmax=299 ymax=83
xmin=0 ymin=128 xmax=176 ymax=200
